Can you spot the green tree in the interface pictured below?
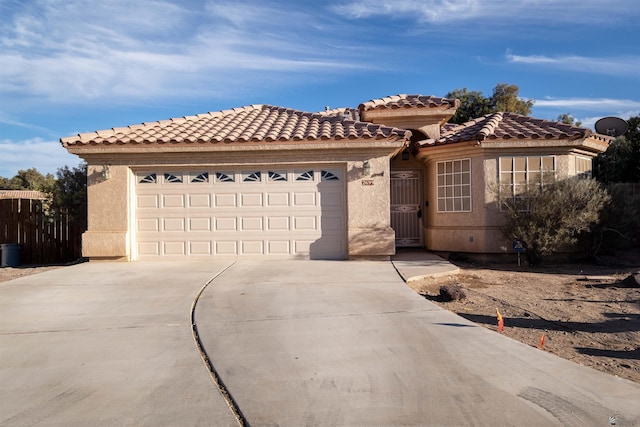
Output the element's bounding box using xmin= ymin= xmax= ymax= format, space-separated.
xmin=557 ymin=113 xmax=582 ymax=127
xmin=499 ymin=177 xmax=610 ymax=266
xmin=0 ymin=176 xmax=11 ymax=189
xmin=590 ymin=183 xmax=640 ymax=254
xmin=2 ymin=168 xmax=55 ymax=191
xmin=50 ymin=164 xmax=88 ymax=230
xmin=596 ymin=116 xmax=640 ymax=183
xmin=445 ymin=88 xmax=492 ymax=124
xmin=447 ymin=83 xmax=534 ymax=124
xmin=490 ymin=83 xmax=534 ymax=116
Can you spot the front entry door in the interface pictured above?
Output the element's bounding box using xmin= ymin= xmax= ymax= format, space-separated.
xmin=390 ymin=170 xmax=423 ymax=247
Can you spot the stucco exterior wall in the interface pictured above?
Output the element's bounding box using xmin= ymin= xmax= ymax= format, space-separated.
xmin=346 ymin=154 xmax=395 ymax=258
xmin=83 ymin=163 xmax=130 ymax=259
xmin=73 ymin=141 xmax=404 ymax=260
xmin=417 ymin=143 xmax=606 ymax=254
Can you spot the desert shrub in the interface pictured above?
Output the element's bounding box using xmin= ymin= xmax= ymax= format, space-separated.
xmin=589 ymin=183 xmax=640 ymax=255
xmin=498 ymin=177 xmax=611 ymax=266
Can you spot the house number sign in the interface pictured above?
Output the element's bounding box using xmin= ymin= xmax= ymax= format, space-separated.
xmin=362 ymin=179 xmax=374 ymax=186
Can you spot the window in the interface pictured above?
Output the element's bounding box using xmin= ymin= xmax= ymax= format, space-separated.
xmin=320 ymin=170 xmax=340 ymax=181
xmin=163 ymin=173 xmax=183 ymax=183
xmin=295 ymin=170 xmax=314 ymax=181
xmin=215 ymin=172 xmax=235 ymax=183
xmin=190 ymin=172 xmax=209 ymax=183
xmin=242 ymin=171 xmax=262 ymax=182
xmin=268 ymin=171 xmax=287 ymax=182
xmin=499 ymin=156 xmax=556 ymax=210
xmin=436 ymin=159 xmax=471 ymax=212
xmin=138 ymin=173 xmax=157 ymax=184
xmin=576 ymin=156 xmax=592 ymax=178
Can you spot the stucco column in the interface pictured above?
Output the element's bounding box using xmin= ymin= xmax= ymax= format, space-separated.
xmin=346 ymin=155 xmax=395 ymax=259
xmin=82 ymin=163 xmax=130 ymax=260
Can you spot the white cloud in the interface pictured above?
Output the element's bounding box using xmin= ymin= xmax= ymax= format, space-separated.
xmin=532 ymin=98 xmax=639 ymax=130
xmin=333 ymin=0 xmax=479 ymax=22
xmin=506 ymin=51 xmax=640 ymax=76
xmin=535 ymin=98 xmax=640 ymax=111
xmin=0 ymin=0 xmax=369 ymax=105
xmin=333 ymin=0 xmax=638 ymax=24
xmin=0 ymin=138 xmax=83 ymax=178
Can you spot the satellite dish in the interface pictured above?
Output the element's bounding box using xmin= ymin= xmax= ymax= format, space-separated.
xmin=595 ymin=117 xmax=629 ymax=137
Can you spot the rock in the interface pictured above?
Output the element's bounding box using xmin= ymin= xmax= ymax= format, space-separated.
xmin=439 ymin=284 xmax=466 ymax=301
xmin=620 ymin=273 xmax=640 ymax=288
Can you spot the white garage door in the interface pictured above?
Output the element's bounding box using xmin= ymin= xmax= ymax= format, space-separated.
xmin=134 ymin=167 xmax=346 ymax=260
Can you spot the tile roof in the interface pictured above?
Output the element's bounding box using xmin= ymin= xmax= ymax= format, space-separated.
xmin=359 ymin=94 xmax=460 ymax=112
xmin=419 ymin=112 xmax=612 ymax=146
xmin=0 ymin=190 xmax=47 ymax=200
xmin=319 ymin=107 xmax=361 ymax=121
xmin=61 ymin=104 xmax=409 ymax=147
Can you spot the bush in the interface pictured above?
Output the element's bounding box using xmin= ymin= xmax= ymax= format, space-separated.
xmin=498 ymin=177 xmax=610 ymax=266
xmin=590 ymin=183 xmax=640 ymax=255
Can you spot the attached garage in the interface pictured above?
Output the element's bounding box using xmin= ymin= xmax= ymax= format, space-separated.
xmin=133 ymin=167 xmax=346 ymax=260
xmin=61 ymin=103 xmax=408 ymax=261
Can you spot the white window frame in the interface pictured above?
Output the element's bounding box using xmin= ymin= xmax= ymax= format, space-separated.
xmin=499 ymin=156 xmax=556 ymax=211
xmin=575 ymin=156 xmax=593 ymax=179
xmin=436 ymin=158 xmax=472 ymax=212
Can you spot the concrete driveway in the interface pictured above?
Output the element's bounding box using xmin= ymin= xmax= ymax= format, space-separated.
xmin=196 ymin=260 xmax=640 ymax=426
xmin=0 ymin=261 xmax=238 ymax=427
xmin=2 ymin=260 xmax=640 ymax=426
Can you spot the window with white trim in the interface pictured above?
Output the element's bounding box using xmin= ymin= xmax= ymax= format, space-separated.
xmin=499 ymin=156 xmax=556 ymax=210
xmin=436 ymin=159 xmax=471 ymax=212
xmin=575 ymin=156 xmax=592 ymax=178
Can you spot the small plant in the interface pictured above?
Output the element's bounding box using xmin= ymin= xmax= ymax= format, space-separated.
xmin=497 ymin=176 xmax=610 ymax=266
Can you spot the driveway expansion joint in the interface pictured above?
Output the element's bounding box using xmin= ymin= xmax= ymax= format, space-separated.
xmin=189 ymin=262 xmax=248 ymax=427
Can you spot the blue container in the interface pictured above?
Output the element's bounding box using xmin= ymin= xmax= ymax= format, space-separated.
xmin=1 ymin=244 xmax=22 ymax=267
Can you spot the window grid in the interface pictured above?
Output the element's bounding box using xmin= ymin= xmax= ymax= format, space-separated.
xmin=575 ymin=156 xmax=592 ymax=178
xmin=436 ymin=159 xmax=471 ymax=212
xmin=499 ymin=156 xmax=556 ymax=211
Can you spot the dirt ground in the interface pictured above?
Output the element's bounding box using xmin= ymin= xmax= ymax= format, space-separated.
xmin=2 ymin=253 xmax=639 ymax=384
xmin=407 ymin=250 xmax=640 ymax=384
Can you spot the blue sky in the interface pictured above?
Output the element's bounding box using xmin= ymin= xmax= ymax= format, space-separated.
xmin=1 ymin=0 xmax=639 ymax=177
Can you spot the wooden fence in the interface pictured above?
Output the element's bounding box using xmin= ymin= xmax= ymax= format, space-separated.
xmin=0 ymin=198 xmax=83 ymax=265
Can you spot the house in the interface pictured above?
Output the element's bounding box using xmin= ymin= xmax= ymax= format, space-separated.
xmin=60 ymin=95 xmax=611 ymax=261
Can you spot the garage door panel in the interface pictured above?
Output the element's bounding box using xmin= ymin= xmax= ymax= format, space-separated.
xmin=241 ymin=241 xmax=263 ymax=254
xmin=320 ymin=215 xmax=344 ymax=233
xmin=135 ymin=167 xmax=345 ymax=260
xmin=138 ymin=241 xmax=160 ymax=255
xmin=137 ymin=195 xmax=159 ymax=209
xmin=293 ymin=192 xmax=316 ymax=206
xmin=189 ymin=217 xmax=211 ymax=231
xmin=163 ymin=218 xmax=185 ymax=232
xmin=267 ymin=216 xmax=289 ymax=230
xmin=138 ymin=218 xmax=159 ymax=232
xmin=214 ymin=193 xmax=237 ymax=207
xmin=162 ymin=194 xmax=184 ymax=208
xmin=267 ymin=240 xmax=290 ymax=254
xmin=240 ymin=193 xmax=263 ymax=207
xmin=293 ymin=216 xmax=317 ymax=230
xmin=189 ymin=241 xmax=212 ymax=255
xmin=216 ymin=241 xmax=238 ymax=255
xmin=267 ymin=192 xmax=289 ymax=206
xmin=320 ymin=190 xmax=344 ymax=206
xmin=241 ymin=217 xmax=264 ymax=231
xmin=164 ymin=241 xmax=185 ymax=255
xmin=188 ymin=194 xmax=211 ymax=208
xmin=215 ymin=217 xmax=237 ymax=231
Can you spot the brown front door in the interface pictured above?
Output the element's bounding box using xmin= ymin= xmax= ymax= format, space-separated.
xmin=390 ymin=170 xmax=423 ymax=247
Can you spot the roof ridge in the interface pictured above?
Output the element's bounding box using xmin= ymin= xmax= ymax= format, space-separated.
xmin=359 ymin=94 xmax=459 ymax=111
xmin=61 ymin=103 xmax=410 ymax=146
xmin=477 ymin=112 xmax=504 ymax=141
